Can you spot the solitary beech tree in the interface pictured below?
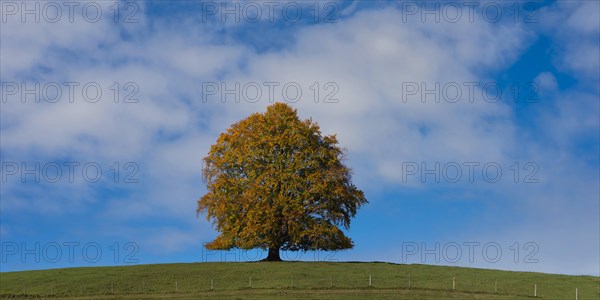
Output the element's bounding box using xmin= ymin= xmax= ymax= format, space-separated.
xmin=197 ymin=103 xmax=367 ymax=261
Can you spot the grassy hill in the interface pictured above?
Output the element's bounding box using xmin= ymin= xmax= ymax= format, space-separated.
xmin=1 ymin=262 xmax=598 ymax=299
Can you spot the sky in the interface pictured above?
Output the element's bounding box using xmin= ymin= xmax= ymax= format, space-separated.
xmin=0 ymin=0 xmax=599 ymax=276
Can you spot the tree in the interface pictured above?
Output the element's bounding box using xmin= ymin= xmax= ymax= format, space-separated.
xmin=197 ymin=103 xmax=367 ymax=261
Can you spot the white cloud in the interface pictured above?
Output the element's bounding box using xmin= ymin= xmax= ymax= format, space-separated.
xmin=539 ymin=1 xmax=600 ymax=85
xmin=534 ymin=72 xmax=558 ymax=93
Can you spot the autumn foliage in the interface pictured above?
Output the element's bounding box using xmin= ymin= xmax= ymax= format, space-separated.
xmin=197 ymin=103 xmax=367 ymax=261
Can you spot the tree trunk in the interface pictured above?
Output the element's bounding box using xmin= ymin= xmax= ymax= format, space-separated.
xmin=263 ymin=246 xmax=282 ymax=261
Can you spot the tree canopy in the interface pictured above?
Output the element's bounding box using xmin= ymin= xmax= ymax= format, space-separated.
xmin=197 ymin=103 xmax=367 ymax=261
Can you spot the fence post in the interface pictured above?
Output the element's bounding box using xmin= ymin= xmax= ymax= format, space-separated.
xmin=494 ymin=280 xmax=497 ymax=293
xmin=111 ymin=283 xmax=114 ymax=293
xmin=534 ymin=284 xmax=537 ymax=297
xmin=408 ymin=274 xmax=411 ymax=289
xmin=452 ymin=276 xmax=455 ymax=290
xmin=211 ymin=278 xmax=214 ymax=290
xmin=369 ymin=275 xmax=372 ymax=287
xmin=330 ymin=276 xmax=333 ymax=287
xmin=575 ymin=287 xmax=578 ymax=300
xmin=249 ymin=276 xmax=252 ymax=288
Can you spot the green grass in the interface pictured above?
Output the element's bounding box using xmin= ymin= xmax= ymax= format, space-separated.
xmin=1 ymin=262 xmax=598 ymax=299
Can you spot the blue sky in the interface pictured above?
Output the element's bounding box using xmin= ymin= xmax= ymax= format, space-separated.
xmin=1 ymin=0 xmax=599 ymax=275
